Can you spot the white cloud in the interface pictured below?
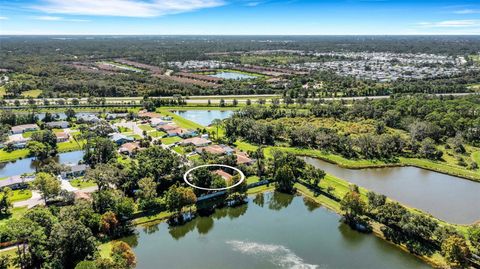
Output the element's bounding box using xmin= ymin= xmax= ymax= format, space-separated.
xmin=454 ymin=9 xmax=480 ymax=14
xmin=0 ymin=16 xmax=8 ymax=20
xmin=34 ymin=16 xmax=90 ymax=22
xmin=246 ymin=1 xmax=262 ymax=6
xmin=35 ymin=16 xmax=63 ymax=21
xmin=417 ymin=20 xmax=480 ymax=28
xmin=32 ymin=0 xmax=225 ymax=18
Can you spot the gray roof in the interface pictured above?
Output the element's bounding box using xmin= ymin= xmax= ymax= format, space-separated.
xmin=45 ymin=121 xmax=69 ymax=127
xmin=0 ymin=175 xmax=35 ymax=188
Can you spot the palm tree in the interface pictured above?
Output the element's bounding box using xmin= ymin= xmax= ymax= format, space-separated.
xmin=211 ymin=119 xmax=223 ymax=141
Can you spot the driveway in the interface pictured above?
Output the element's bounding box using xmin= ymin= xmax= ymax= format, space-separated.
xmin=13 ymin=190 xmax=44 ymax=209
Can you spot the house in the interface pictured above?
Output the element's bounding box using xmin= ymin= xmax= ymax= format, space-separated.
xmin=196 ymin=144 xmax=234 ymax=155
xmin=138 ymin=110 xmax=161 ymax=119
xmin=159 ymin=124 xmax=178 ymax=132
xmin=61 ymin=164 xmax=88 ymax=179
xmin=236 ymin=152 xmax=254 ymax=165
xmin=55 ymin=132 xmax=70 ymax=143
xmin=0 ymin=175 xmax=35 ymax=190
xmin=45 ymin=121 xmax=69 ymax=129
xmin=109 ymin=133 xmax=134 ymax=145
xmin=213 ymin=170 xmax=233 ymax=181
xmin=119 ymin=142 xmax=140 ymax=155
xmin=161 ymin=116 xmax=173 ymax=121
xmin=150 ymin=118 xmax=169 ymax=127
xmin=167 ymin=128 xmax=197 ymax=138
xmin=180 ymin=137 xmax=212 ymax=147
xmin=106 ymin=113 xmax=129 ymax=120
xmin=6 ymin=134 xmax=30 ymax=149
xmin=76 ymin=114 xmax=100 ymax=123
xmin=11 ymin=124 xmax=39 ymax=134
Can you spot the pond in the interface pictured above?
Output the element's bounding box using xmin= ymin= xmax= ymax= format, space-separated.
xmin=208 ymin=71 xmax=256 ymax=80
xmin=0 ymin=150 xmax=84 ymax=178
xmin=302 ymin=157 xmax=480 ymax=224
xmin=173 ymin=110 xmax=234 ymax=126
xmin=122 ymin=192 xmax=430 ymax=269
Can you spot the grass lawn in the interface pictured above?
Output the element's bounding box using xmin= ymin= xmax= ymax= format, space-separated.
xmin=0 ymin=190 xmax=32 ymax=203
xmin=157 ymin=109 xmax=204 ymax=129
xmin=70 ymin=178 xmax=97 ymax=189
xmin=22 ymin=131 xmax=38 ymax=138
xmin=118 ymin=126 xmax=133 ymax=133
xmin=57 ymin=140 xmax=85 ymax=152
xmin=472 ymin=151 xmax=480 ymax=166
xmin=0 ymin=149 xmax=29 ymax=162
xmin=20 ymin=89 xmax=42 ymax=98
xmin=161 ymin=136 xmax=182 ymax=145
xmin=0 ymin=206 xmax=28 ymax=227
xmin=0 ymin=86 xmax=5 ymax=98
xmin=172 ymin=146 xmax=185 ymax=155
xmin=149 ymin=130 xmax=165 ymax=138
xmin=138 ymin=124 xmax=155 ymax=131
xmin=246 ymin=176 xmax=260 ymax=184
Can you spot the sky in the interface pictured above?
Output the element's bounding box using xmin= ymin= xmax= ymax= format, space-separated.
xmin=0 ymin=0 xmax=479 ymax=35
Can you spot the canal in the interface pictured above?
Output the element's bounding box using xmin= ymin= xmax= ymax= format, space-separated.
xmin=302 ymin=156 xmax=480 ymax=224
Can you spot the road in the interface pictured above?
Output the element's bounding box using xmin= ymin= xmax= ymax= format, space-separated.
xmin=1 ymin=92 xmax=477 ymax=107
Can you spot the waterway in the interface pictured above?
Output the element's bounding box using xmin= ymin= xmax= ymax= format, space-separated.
xmin=302 ymin=156 xmax=480 ymax=224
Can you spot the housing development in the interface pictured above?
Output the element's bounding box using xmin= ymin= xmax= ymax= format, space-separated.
xmin=0 ymin=1 xmax=480 ymax=269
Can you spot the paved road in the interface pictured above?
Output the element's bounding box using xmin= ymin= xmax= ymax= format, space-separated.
xmin=2 ymin=92 xmax=477 ymax=106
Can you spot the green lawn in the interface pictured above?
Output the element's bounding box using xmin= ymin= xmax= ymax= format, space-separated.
xmin=20 ymin=89 xmax=42 ymax=98
xmin=70 ymin=178 xmax=97 ymax=189
xmin=57 ymin=140 xmax=85 ymax=152
xmin=22 ymin=131 xmax=38 ymax=138
xmin=149 ymin=130 xmax=165 ymax=138
xmin=161 ymin=136 xmax=182 ymax=145
xmin=0 ymin=149 xmax=29 ymax=162
xmin=473 ymin=151 xmax=480 ymax=166
xmin=0 ymin=190 xmax=32 ymax=203
xmin=0 ymin=86 xmax=5 ymax=98
xmin=118 ymin=126 xmax=133 ymax=133
xmin=246 ymin=176 xmax=260 ymax=184
xmin=0 ymin=206 xmax=28 ymax=227
xmin=157 ymin=109 xmax=204 ymax=129
xmin=172 ymin=146 xmax=185 ymax=155
xmin=138 ymin=124 xmax=155 ymax=131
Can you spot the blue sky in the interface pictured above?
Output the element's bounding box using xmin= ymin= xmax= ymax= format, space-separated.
xmin=0 ymin=0 xmax=479 ymax=35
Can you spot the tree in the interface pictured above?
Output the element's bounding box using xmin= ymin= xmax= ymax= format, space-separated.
xmin=0 ymin=187 xmax=13 ymax=215
xmin=219 ymin=98 xmax=225 ymax=107
xmin=27 ymin=141 xmax=50 ymax=161
xmin=165 ymin=185 xmax=196 ymax=213
xmin=340 ymin=187 xmax=366 ymax=223
xmin=50 ymin=220 xmax=97 ymax=268
xmin=301 ymin=164 xmax=325 ymax=186
xmin=100 ymin=211 xmax=119 ymax=236
xmin=232 ymin=99 xmax=238 ymax=106
xmin=32 ymin=172 xmax=61 ymax=204
xmin=111 ymin=241 xmax=136 ymax=269
xmin=137 ymin=177 xmax=157 ymax=210
xmin=273 ymin=165 xmax=295 ymax=193
xmin=419 ymin=138 xmax=443 ymax=160
xmin=211 ymin=119 xmax=222 ymax=141
xmin=83 ymin=137 xmax=117 ymax=167
xmin=468 ymin=224 xmax=480 ymax=250
xmin=7 ymin=218 xmax=46 ymax=269
xmin=441 ymin=235 xmax=471 ymax=267
xmin=85 ymin=163 xmax=121 ymax=191
xmin=65 ymin=108 xmax=76 ymax=120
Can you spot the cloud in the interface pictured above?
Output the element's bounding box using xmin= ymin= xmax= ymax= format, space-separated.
xmin=34 ymin=16 xmax=90 ymax=22
xmin=31 ymin=0 xmax=225 ymax=17
xmin=245 ymin=1 xmax=262 ymax=6
xmin=417 ymin=20 xmax=480 ymax=28
xmin=0 ymin=16 xmax=8 ymax=20
xmin=454 ymin=9 xmax=480 ymax=14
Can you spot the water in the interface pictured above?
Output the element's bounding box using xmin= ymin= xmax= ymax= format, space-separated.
xmin=208 ymin=72 xmax=256 ymax=80
xmin=0 ymin=150 xmax=84 ymax=178
xmin=173 ymin=110 xmax=234 ymax=126
xmin=124 ymin=192 xmax=430 ymax=269
xmin=302 ymin=157 xmax=480 ymax=224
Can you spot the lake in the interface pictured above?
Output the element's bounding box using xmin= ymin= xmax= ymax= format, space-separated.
xmin=208 ymin=71 xmax=256 ymax=80
xmin=0 ymin=150 xmax=84 ymax=178
xmin=302 ymin=157 xmax=480 ymax=224
xmin=123 ymin=192 xmax=430 ymax=269
xmin=173 ymin=110 xmax=234 ymax=126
